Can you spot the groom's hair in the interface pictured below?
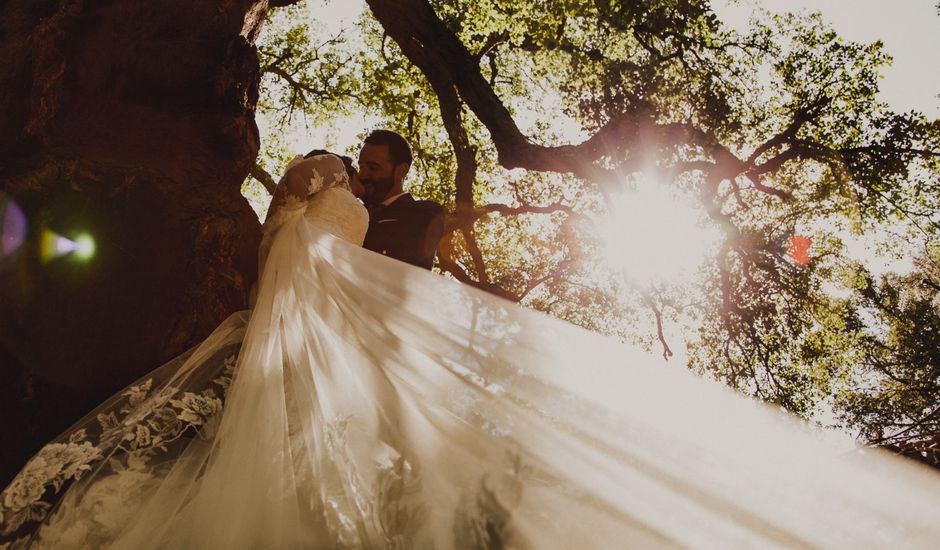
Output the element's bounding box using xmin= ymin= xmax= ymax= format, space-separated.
xmin=364 ymin=130 xmax=412 ymax=167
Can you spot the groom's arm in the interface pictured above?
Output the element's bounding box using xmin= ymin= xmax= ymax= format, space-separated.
xmin=401 ymin=203 xmax=446 ymax=270
xmin=419 ymin=208 xmax=446 ymax=269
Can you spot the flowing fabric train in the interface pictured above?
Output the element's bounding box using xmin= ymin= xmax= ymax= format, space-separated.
xmin=3 ymin=209 xmax=940 ymax=548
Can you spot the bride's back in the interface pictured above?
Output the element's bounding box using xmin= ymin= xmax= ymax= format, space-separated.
xmin=304 ymin=186 xmax=368 ymax=246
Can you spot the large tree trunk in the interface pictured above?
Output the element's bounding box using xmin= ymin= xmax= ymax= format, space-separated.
xmin=0 ymin=0 xmax=272 ymax=484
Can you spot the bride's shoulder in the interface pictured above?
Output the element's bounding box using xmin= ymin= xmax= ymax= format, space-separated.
xmin=317 ymin=186 xmax=361 ymax=202
xmin=304 ymin=187 xmax=368 ymax=243
xmin=309 ymin=186 xmax=366 ymax=214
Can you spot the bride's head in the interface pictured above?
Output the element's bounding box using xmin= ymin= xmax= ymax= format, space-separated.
xmin=304 ymin=149 xmax=365 ymax=198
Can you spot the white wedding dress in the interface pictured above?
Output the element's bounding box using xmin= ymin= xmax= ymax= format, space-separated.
xmin=2 ymin=154 xmax=940 ymax=549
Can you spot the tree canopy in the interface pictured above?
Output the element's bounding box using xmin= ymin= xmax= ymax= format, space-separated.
xmin=249 ymin=0 xmax=940 ymax=466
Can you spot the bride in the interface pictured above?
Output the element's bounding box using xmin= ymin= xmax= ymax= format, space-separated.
xmin=2 ymin=153 xmax=939 ymax=549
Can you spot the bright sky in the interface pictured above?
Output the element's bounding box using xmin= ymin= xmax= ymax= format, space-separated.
xmin=713 ymin=0 xmax=940 ymax=115
xmin=310 ymin=0 xmax=363 ymax=22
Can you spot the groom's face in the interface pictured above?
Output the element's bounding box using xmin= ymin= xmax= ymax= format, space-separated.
xmin=358 ymin=144 xmax=404 ymax=205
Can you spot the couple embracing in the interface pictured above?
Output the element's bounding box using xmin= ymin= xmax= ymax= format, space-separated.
xmin=300 ymin=129 xmax=445 ymax=270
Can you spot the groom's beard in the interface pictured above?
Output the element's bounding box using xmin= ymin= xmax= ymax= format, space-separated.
xmin=361 ymin=174 xmax=395 ymax=205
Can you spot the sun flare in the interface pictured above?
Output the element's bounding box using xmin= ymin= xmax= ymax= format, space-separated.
xmin=598 ymin=180 xmax=720 ymax=286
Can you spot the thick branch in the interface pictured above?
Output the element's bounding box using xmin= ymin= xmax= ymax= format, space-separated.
xmin=365 ymin=0 xmax=669 ymax=183
xmin=250 ymin=163 xmax=278 ymax=195
xmin=746 ymin=97 xmax=830 ymax=166
xmin=437 ymin=232 xmax=521 ymax=301
xmin=478 ymin=202 xmax=574 ymax=218
xmin=461 ymin=228 xmax=490 ymax=285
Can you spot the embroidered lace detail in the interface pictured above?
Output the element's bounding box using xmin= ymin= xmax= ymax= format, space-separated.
xmin=373 ymin=454 xmax=425 ymax=548
xmin=307 ymin=170 xmax=325 ymax=196
xmin=297 ymin=153 xmax=350 ymax=194
xmin=0 ymin=346 xmax=241 ymax=546
xmin=1 ymin=438 xmax=101 ymax=536
xmin=284 ymin=154 xmax=350 ymax=194
xmin=311 ymin=416 xmax=427 ymax=549
xmin=453 ymin=453 xmax=527 ymax=550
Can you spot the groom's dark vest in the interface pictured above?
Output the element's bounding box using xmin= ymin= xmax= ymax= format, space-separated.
xmin=363 ymin=193 xmax=446 ymax=270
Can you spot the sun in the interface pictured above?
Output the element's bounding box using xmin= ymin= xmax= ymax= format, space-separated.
xmin=597 ymin=179 xmax=719 ymax=287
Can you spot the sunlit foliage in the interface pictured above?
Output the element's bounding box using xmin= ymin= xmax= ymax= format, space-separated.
xmin=248 ymin=0 xmax=940 ymax=461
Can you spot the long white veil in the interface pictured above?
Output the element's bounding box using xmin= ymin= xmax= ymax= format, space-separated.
xmin=3 ymin=203 xmax=940 ymax=549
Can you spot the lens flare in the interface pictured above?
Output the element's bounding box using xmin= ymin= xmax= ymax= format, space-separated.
xmin=40 ymin=230 xmax=96 ymax=262
xmin=1 ymin=196 xmax=27 ymax=257
xmin=74 ymin=234 xmax=96 ymax=260
xmin=787 ymin=235 xmax=812 ymax=266
xmin=598 ymin=179 xmax=719 ymax=286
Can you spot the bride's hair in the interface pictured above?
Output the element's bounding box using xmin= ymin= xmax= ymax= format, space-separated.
xmin=304 ymin=149 xmax=356 ymax=180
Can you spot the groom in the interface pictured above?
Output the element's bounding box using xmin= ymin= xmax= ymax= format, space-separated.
xmin=359 ymin=130 xmax=446 ymax=270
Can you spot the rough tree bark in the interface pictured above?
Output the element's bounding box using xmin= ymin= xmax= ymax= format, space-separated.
xmin=0 ymin=0 xmax=277 ymax=484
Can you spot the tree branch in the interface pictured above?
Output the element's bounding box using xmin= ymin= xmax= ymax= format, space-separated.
xmin=264 ymin=65 xmax=327 ymax=101
xmin=477 ymin=201 xmax=574 ymax=218
xmin=250 ymin=163 xmax=278 ymax=195
xmin=437 ymin=232 xmax=521 ymax=301
xmin=642 ymin=292 xmax=674 ymax=360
